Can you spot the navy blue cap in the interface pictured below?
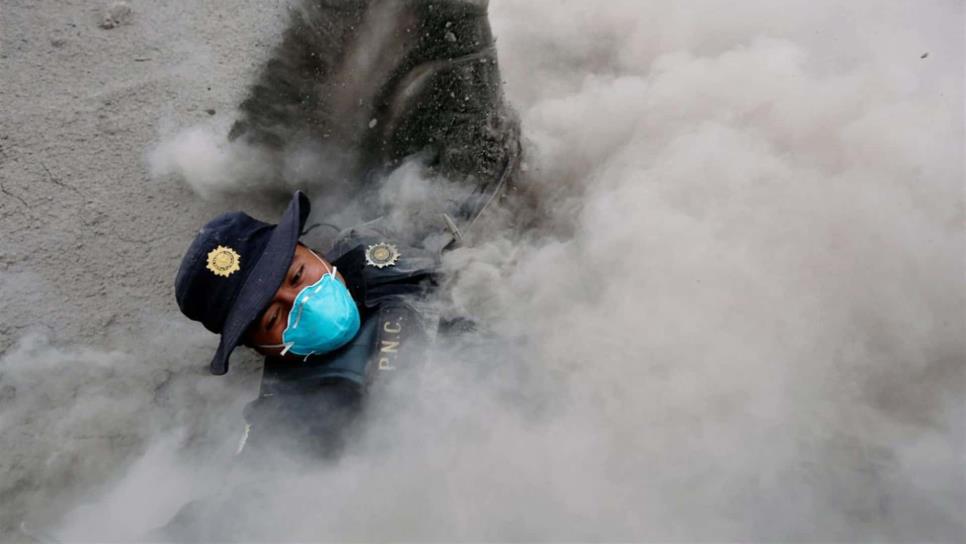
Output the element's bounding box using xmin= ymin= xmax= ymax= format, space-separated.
xmin=175 ymin=191 xmax=310 ymax=375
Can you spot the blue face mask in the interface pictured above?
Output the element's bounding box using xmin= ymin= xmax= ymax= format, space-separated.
xmin=260 ymin=252 xmax=361 ymax=359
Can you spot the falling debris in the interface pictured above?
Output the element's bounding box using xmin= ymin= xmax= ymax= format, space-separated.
xmin=99 ymin=2 xmax=132 ymax=29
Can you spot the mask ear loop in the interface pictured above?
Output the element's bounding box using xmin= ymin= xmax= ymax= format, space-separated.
xmin=310 ymin=250 xmax=337 ymax=279
xmin=256 ymin=341 xmax=295 ymax=356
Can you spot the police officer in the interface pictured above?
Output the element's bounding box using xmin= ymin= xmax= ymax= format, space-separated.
xmin=174 ymin=191 xmax=438 ymax=457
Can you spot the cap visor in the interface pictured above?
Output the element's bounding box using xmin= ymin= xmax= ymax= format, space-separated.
xmin=209 ymin=191 xmax=310 ymax=375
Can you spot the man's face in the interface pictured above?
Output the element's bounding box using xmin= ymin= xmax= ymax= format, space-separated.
xmin=245 ymin=243 xmax=346 ymax=358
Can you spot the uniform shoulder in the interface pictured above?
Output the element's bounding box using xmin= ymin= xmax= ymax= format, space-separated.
xmin=324 ymin=218 xmax=440 ymax=274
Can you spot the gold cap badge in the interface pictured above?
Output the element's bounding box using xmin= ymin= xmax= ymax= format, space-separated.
xmin=206 ymin=245 xmax=241 ymax=277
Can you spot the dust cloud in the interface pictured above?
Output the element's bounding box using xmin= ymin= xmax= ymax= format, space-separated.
xmin=4 ymin=0 xmax=963 ymax=542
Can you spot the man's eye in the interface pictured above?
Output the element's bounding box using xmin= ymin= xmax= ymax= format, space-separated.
xmin=266 ymin=308 xmax=279 ymax=330
xmin=291 ymin=265 xmax=304 ymax=285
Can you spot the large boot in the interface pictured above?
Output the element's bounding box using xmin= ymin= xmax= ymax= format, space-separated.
xmin=228 ymin=0 xmax=521 ymax=243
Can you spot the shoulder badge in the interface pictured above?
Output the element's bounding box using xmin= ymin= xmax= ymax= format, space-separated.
xmin=365 ymin=242 xmax=400 ymax=268
xmin=206 ymin=245 xmax=241 ymax=277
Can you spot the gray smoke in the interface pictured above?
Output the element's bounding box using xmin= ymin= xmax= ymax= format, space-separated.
xmin=3 ymin=0 xmax=963 ymax=542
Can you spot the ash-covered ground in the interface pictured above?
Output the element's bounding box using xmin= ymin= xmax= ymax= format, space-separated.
xmin=1 ymin=1 xmax=963 ymax=542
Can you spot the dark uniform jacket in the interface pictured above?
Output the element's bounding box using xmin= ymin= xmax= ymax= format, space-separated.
xmin=240 ymin=223 xmax=439 ymax=458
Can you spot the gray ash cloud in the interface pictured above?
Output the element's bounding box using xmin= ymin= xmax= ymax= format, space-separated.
xmin=2 ymin=0 xmax=962 ymax=541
